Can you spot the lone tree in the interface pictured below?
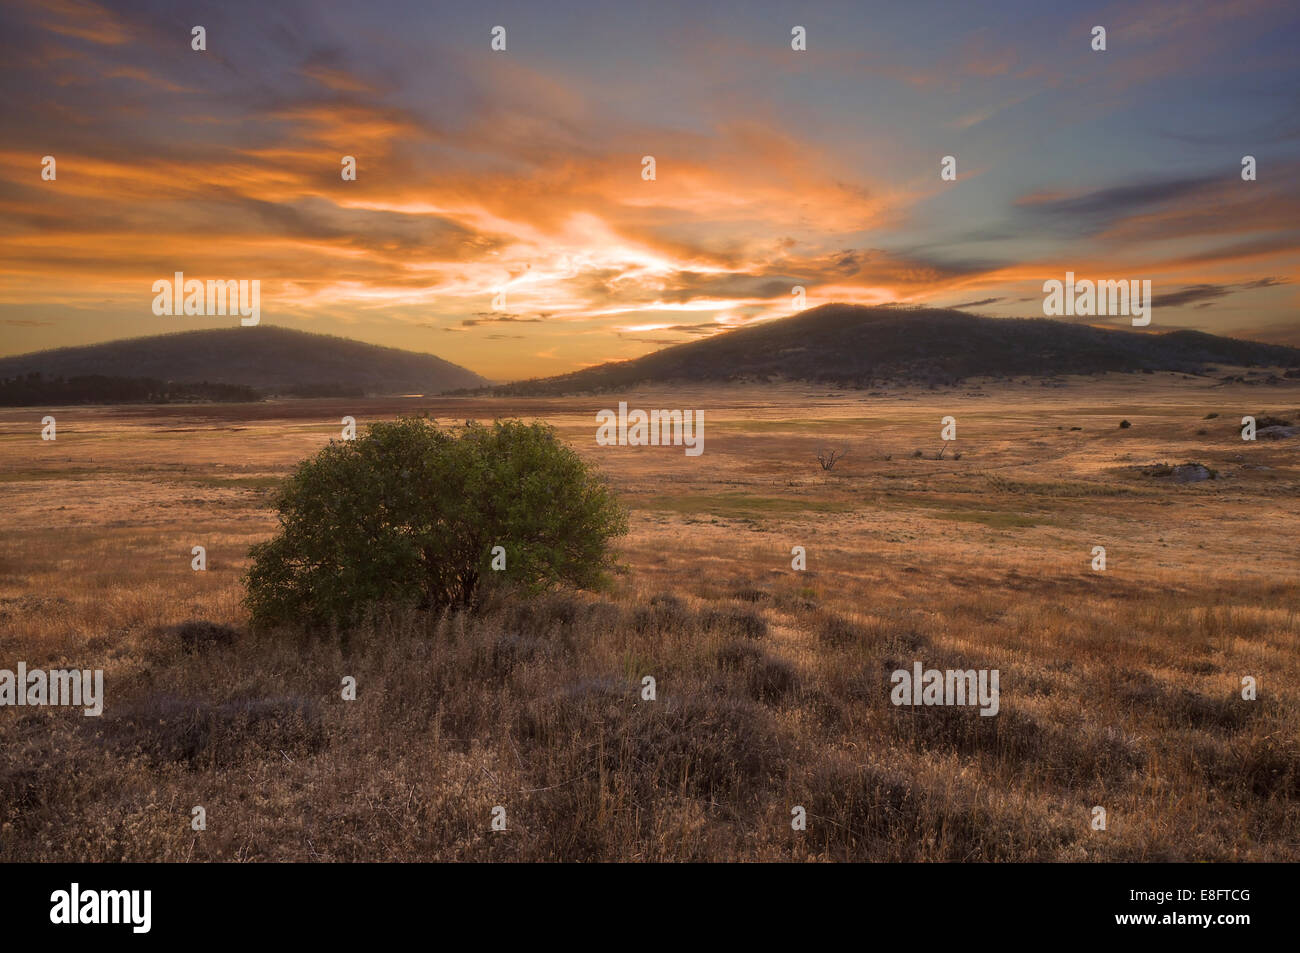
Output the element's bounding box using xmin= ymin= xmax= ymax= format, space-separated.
xmin=245 ymin=417 xmax=627 ymax=627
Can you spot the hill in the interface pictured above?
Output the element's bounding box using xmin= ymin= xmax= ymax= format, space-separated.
xmin=493 ymin=305 xmax=1300 ymax=394
xmin=0 ymin=327 xmax=488 ymax=401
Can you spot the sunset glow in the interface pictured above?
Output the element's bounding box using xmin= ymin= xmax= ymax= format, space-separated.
xmin=2 ymin=0 xmax=1297 ymax=380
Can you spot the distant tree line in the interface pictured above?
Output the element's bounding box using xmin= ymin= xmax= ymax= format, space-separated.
xmin=0 ymin=372 xmax=259 ymax=406
xmin=0 ymin=372 xmax=373 ymax=405
xmin=278 ymin=382 xmax=365 ymax=398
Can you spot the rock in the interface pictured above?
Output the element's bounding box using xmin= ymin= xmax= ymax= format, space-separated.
xmin=1138 ymin=463 xmax=1219 ymax=482
xmin=1257 ymin=425 xmax=1300 ymax=440
xmin=1171 ymin=464 xmax=1214 ymax=483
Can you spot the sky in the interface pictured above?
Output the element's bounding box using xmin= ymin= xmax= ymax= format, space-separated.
xmin=1 ymin=0 xmax=1298 ymax=381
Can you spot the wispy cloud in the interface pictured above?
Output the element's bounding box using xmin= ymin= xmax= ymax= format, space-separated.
xmin=1 ymin=0 xmax=1297 ymax=379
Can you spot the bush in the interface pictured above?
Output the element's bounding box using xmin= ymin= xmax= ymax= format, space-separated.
xmin=175 ymin=620 xmax=239 ymax=653
xmin=245 ymin=417 xmax=626 ymax=627
xmin=700 ymin=605 xmax=769 ymax=640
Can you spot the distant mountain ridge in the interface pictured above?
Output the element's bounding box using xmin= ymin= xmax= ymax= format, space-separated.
xmin=0 ymin=326 xmax=489 ymax=398
xmin=492 ymin=304 xmax=1300 ymax=395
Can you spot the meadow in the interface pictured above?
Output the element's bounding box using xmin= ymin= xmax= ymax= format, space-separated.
xmin=1 ymin=373 xmax=1297 ymax=861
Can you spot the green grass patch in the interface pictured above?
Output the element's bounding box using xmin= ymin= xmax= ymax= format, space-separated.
xmin=0 ymin=468 xmax=283 ymax=489
xmin=635 ymin=491 xmax=857 ymax=520
xmin=877 ymin=493 xmax=1055 ymax=528
xmin=710 ymin=416 xmax=894 ymax=434
xmin=175 ymin=475 xmax=283 ymax=490
xmin=984 ymin=475 xmax=1138 ymax=497
xmin=0 ymin=468 xmax=101 ymax=483
xmin=929 ymin=509 xmax=1044 ymax=529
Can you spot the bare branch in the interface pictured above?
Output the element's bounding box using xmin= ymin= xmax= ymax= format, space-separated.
xmin=816 ymin=447 xmax=847 ymax=471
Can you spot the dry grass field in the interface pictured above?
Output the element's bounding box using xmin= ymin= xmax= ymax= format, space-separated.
xmin=1 ymin=373 xmax=1297 ymax=861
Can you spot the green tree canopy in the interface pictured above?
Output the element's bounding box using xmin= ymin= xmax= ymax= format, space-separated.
xmin=245 ymin=417 xmax=626 ymax=627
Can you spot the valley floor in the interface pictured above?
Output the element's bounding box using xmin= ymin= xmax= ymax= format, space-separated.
xmin=1 ymin=374 xmax=1297 ymax=860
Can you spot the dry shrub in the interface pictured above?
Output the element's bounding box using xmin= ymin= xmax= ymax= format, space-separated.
xmin=100 ymin=694 xmax=326 ymax=769
xmin=700 ymin=605 xmax=769 ymax=640
xmin=715 ymin=641 xmax=800 ymax=704
xmin=175 ymin=619 xmax=239 ymax=653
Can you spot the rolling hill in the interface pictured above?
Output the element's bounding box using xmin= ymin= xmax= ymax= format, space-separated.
xmin=0 ymin=326 xmax=489 ymax=401
xmin=493 ymin=305 xmax=1300 ymax=394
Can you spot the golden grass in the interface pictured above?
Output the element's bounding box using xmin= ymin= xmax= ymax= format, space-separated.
xmin=0 ymin=375 xmax=1297 ymax=861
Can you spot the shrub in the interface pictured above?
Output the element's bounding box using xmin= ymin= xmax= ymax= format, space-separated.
xmin=815 ymin=610 xmax=862 ymax=646
xmin=700 ymin=605 xmax=769 ymax=640
xmin=175 ymin=620 xmax=239 ymax=653
xmin=245 ymin=417 xmax=626 ymax=627
xmin=715 ymin=641 xmax=800 ymax=703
